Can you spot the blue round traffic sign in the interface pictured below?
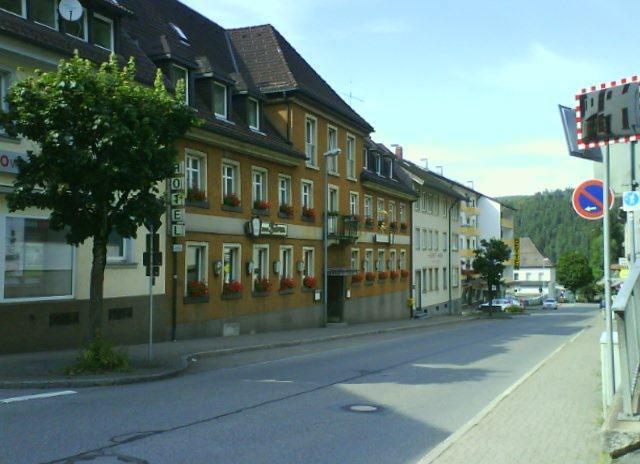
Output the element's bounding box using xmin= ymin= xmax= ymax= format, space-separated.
xmin=572 ymin=179 xmax=614 ymax=220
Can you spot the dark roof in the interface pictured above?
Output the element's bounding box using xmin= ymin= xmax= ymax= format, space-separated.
xmin=519 ymin=237 xmax=554 ymax=268
xmin=361 ymin=139 xmax=417 ymax=199
xmin=228 ymin=25 xmax=373 ymax=132
xmin=399 ymin=158 xmax=466 ymax=201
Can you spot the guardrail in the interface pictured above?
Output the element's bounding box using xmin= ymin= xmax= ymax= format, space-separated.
xmin=612 ymin=261 xmax=640 ymax=417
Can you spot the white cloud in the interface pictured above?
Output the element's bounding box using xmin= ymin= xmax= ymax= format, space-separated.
xmin=398 ymin=139 xmax=594 ymax=197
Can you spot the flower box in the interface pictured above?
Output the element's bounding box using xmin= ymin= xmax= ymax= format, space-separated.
xmin=303 ymin=276 xmax=317 ymax=289
xmin=222 ymin=280 xmax=243 ymax=299
xmin=223 ymin=193 xmax=241 ymax=207
xmin=253 ymin=200 xmax=270 ymax=215
xmin=364 ymin=217 xmax=374 ymax=229
xmin=280 ymin=277 xmax=296 ymax=291
xmin=390 ymin=270 xmax=400 ymax=280
xmin=401 ymin=269 xmax=410 ymax=279
xmin=279 ymin=204 xmax=294 ymax=219
xmin=187 ymin=280 xmax=208 ymax=297
xmin=378 ymin=271 xmax=389 ymax=281
xmin=254 ymin=278 xmax=272 ymax=293
xmin=302 ymin=207 xmax=316 ymax=221
xmin=365 ymin=272 xmax=376 ymax=282
xmin=187 ymin=188 xmax=207 ymax=203
xmin=351 ymin=272 xmax=364 ymax=284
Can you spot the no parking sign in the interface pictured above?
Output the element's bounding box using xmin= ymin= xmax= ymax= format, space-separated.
xmin=571 ymin=179 xmax=614 ymax=220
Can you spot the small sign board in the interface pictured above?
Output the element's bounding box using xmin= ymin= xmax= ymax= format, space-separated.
xmin=171 ymin=208 xmax=185 ymax=222
xmin=171 ymin=223 xmax=185 ymax=237
xmin=572 ymin=179 xmax=615 ymax=220
xmin=622 ymin=191 xmax=640 ymax=211
xmin=173 ymin=162 xmax=184 ymax=175
xmin=0 ymin=151 xmax=27 ymax=174
xmin=170 ymin=177 xmax=184 ymax=191
xmin=170 ymin=192 xmax=185 ymax=207
xmin=513 ymin=238 xmax=521 ymax=270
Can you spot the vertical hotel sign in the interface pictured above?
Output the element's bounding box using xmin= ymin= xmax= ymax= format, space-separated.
xmin=169 ymin=162 xmax=186 ymax=237
xmin=513 ymin=238 xmax=520 ymax=270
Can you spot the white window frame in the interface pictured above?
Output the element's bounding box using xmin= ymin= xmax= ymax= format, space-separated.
xmin=222 ymin=159 xmax=240 ymax=200
xmin=421 ymin=229 xmax=427 ymax=251
xmin=350 ymin=248 xmax=360 ymax=271
xmin=327 ymin=125 xmax=339 ymax=175
xmin=279 ymin=245 xmax=294 ymax=279
xmin=389 ymin=249 xmax=397 ymax=270
xmin=185 ymin=149 xmax=207 ymax=195
xmin=278 ymin=174 xmax=291 ymax=207
xmin=346 ymin=133 xmax=356 ymax=180
xmin=106 ymin=231 xmax=134 ymax=264
xmin=213 ymin=82 xmax=228 ymax=119
xmin=328 ymin=184 xmax=339 ymax=213
xmin=443 ymin=232 xmax=448 ymax=251
xmin=222 ymin=243 xmax=241 ymax=286
xmin=253 ymin=244 xmax=269 ymax=281
xmin=302 ymin=247 xmax=315 ymax=278
xmin=0 ymin=214 xmax=77 ymax=302
xmin=365 ymin=249 xmax=374 ymax=273
xmin=185 ymin=241 xmax=208 ymax=295
xmin=399 ymin=204 xmax=406 ymax=224
xmin=377 ymin=250 xmax=385 ymax=272
xmin=305 ymin=115 xmax=317 ymax=167
xmin=0 ymin=0 xmax=25 ymax=18
xmin=92 ymin=12 xmax=114 ymax=51
xmin=388 ymin=201 xmax=396 ymax=223
xmin=428 ymin=230 xmax=433 ymax=251
xmin=399 ymin=250 xmax=407 ymax=270
xmin=349 ymin=191 xmax=359 ymax=216
xmin=301 ymin=179 xmax=314 ymax=208
xmin=0 ymin=69 xmax=12 ymax=113
xmin=434 ymin=231 xmax=439 ymax=251
xmin=248 ymin=97 xmax=260 ymax=131
xmin=414 ymin=228 xmax=420 ymax=251
xmin=169 ymin=64 xmax=189 ymax=105
xmin=251 ymin=167 xmax=268 ymax=204
xmin=364 ymin=195 xmax=372 ymax=218
xmin=377 ymin=198 xmax=385 ymax=221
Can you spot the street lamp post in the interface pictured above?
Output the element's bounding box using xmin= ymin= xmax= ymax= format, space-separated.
xmin=323 ymin=148 xmax=341 ymax=326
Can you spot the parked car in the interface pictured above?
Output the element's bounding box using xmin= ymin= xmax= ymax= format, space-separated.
xmin=543 ymin=298 xmax=558 ymax=310
xmin=479 ymin=299 xmax=511 ymax=312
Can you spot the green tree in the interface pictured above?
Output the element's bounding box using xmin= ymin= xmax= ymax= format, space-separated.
xmin=2 ymin=53 xmax=197 ymax=340
xmin=556 ymin=252 xmax=594 ymax=295
xmin=472 ymin=239 xmax=511 ymax=316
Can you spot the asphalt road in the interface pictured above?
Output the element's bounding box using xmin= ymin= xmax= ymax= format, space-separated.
xmin=0 ymin=305 xmax=598 ymax=464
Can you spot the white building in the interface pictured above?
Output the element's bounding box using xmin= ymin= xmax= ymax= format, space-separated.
xmin=512 ymin=237 xmax=556 ymax=297
xmin=399 ymin=160 xmax=465 ymax=315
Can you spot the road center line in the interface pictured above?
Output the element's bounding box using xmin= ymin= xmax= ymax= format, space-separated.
xmin=1 ymin=390 xmax=77 ymax=404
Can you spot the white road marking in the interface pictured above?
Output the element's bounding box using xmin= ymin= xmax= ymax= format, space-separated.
xmin=1 ymin=390 xmax=77 ymax=404
xmin=418 ymin=326 xmax=589 ymax=464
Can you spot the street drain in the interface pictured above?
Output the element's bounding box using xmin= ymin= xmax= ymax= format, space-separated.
xmin=344 ymin=404 xmax=383 ymax=413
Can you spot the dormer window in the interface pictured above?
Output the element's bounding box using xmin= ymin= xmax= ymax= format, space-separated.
xmin=375 ymin=154 xmax=381 ymax=175
xmin=170 ymin=64 xmax=189 ymax=105
xmin=170 ymin=22 xmax=189 ymax=45
xmin=248 ymin=97 xmax=259 ymax=131
xmin=212 ymin=82 xmax=227 ymax=119
xmin=0 ymin=0 xmax=25 ymax=17
xmin=91 ymin=13 xmax=114 ymax=51
xmin=33 ymin=0 xmax=57 ymax=29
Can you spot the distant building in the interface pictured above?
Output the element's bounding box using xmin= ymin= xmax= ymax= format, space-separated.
xmin=512 ymin=237 xmax=556 ymax=297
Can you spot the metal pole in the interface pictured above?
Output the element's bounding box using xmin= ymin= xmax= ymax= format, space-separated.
xmin=171 ymin=237 xmax=178 ymax=341
xmin=448 ymin=199 xmax=459 ymax=315
xmin=323 ymin=155 xmax=328 ymax=327
xmin=604 ymin=143 xmax=615 ymax=395
xmin=631 ymin=141 xmax=637 ymax=264
xmin=148 ymin=223 xmax=154 ymax=363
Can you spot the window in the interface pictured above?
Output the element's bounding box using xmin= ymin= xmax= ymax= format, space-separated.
xmin=428 ymin=230 xmax=433 ymax=251
xmin=301 ymin=180 xmax=313 ymax=208
xmin=0 ymin=0 xmax=24 ymax=16
xmin=170 ymin=23 xmax=189 ymax=43
xmin=4 ymin=216 xmax=73 ymax=299
xmin=389 ymin=250 xmax=397 ymax=270
xmin=375 ymin=154 xmax=382 ymax=175
xmin=186 ymin=242 xmax=207 ymax=294
xmin=453 ymin=267 xmax=460 ymax=287
xmin=514 ymin=272 xmax=520 ymax=281
xmin=421 ymin=229 xmax=427 ymax=250
xmin=62 ymin=7 xmax=87 ymax=41
xmin=222 ymin=161 xmax=239 ymax=198
xmin=248 ymin=98 xmax=260 ymax=131
xmin=365 ymin=249 xmax=374 ymax=273
xmin=349 ymin=192 xmax=359 ymax=215
xmin=223 ymin=244 xmax=240 ymax=284
xmin=377 ymin=250 xmax=385 ymax=271
xmin=346 ymin=134 xmax=356 ymax=178
xmin=328 ymin=186 xmax=339 ymax=213
xmin=421 ymin=191 xmax=427 ymax=211
xmin=623 ymin=84 xmax=631 ymax=95
xmin=106 ymin=230 xmax=132 ymax=263
xmin=435 ymin=268 xmax=439 ymax=290
xmin=422 ymin=269 xmax=427 ymax=294
xmin=364 ymin=196 xmax=372 ymax=218
xmin=303 ymin=247 xmax=315 ymax=278
xmin=253 ymin=245 xmax=269 ymax=281
xmin=434 ymin=195 xmax=440 ymax=215
xmin=327 ymin=126 xmax=338 ymax=174
xmin=377 ymin=198 xmax=385 ymax=222
xmin=278 ymin=175 xmax=291 ymax=207
xmin=252 ymin=168 xmax=267 ymax=204
xmin=399 ymin=204 xmax=406 ymax=224
xmin=213 ymin=82 xmax=227 ymax=119
xmin=399 ymin=250 xmax=406 ymax=270
xmin=170 ymin=64 xmax=189 ymax=105
xmin=280 ymin=246 xmax=293 ymax=279
xmin=91 ymin=13 xmax=114 ymax=51
xmin=33 ymin=0 xmax=57 ymax=28
xmin=186 ymin=151 xmax=206 ymax=195
xmin=429 ymin=268 xmax=433 ymax=291
xmin=305 ymin=116 xmax=317 ymax=166
xmin=443 ymin=233 xmax=448 ymax=251
xmin=452 ymin=234 xmax=459 ymax=251
xmin=363 ymin=148 xmax=368 ymax=169
xmin=350 ymin=248 xmax=359 ymax=271
xmin=0 ymin=70 xmax=11 ymax=112
xmin=443 ymin=267 xmax=447 ymax=289
xmin=434 ymin=231 xmax=439 ymax=251
xmin=622 ymin=107 xmax=630 ymax=130
xmin=415 ymin=228 xmax=420 ymax=251
xmin=388 ymin=201 xmax=396 ymax=224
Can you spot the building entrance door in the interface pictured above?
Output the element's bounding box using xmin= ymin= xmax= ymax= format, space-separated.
xmin=327 ymin=275 xmax=345 ymax=323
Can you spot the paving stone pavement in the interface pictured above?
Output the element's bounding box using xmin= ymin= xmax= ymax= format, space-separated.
xmin=427 ymin=313 xmax=603 ymax=464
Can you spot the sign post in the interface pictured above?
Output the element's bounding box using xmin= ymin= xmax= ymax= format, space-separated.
xmin=169 ymin=161 xmax=185 ymax=341
xmin=147 ymin=222 xmax=154 ymax=363
xmin=603 ymin=145 xmax=616 ymax=399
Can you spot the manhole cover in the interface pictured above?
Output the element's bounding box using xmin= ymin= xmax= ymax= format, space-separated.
xmin=344 ymin=404 xmax=383 ymax=413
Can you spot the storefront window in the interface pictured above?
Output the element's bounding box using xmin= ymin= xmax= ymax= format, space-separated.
xmin=4 ymin=217 xmax=73 ymax=299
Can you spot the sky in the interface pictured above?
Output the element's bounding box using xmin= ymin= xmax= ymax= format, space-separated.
xmin=181 ymin=0 xmax=639 ymax=197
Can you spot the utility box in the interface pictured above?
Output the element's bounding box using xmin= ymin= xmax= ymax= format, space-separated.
xmin=600 ymin=331 xmax=621 ymax=415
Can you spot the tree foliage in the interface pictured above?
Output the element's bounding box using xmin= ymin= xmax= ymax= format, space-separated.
xmin=556 ymin=252 xmax=594 ymax=295
xmin=473 ymin=239 xmax=511 ymax=314
xmin=1 ymin=53 xmax=197 ymax=338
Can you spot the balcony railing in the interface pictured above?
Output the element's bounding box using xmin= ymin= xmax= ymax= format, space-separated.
xmin=501 ymin=218 xmax=514 ymax=229
xmin=328 ymin=214 xmax=359 ymax=243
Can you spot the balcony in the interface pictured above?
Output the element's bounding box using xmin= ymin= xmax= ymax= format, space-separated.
xmin=501 ymin=218 xmax=514 ymax=229
xmin=459 ymin=225 xmax=480 ymax=236
xmin=461 ymin=204 xmax=480 ymax=215
xmin=328 ymin=214 xmax=359 ymax=243
xmin=460 ymin=249 xmax=476 ymax=258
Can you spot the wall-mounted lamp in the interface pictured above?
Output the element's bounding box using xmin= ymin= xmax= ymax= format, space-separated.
xmin=296 ymin=260 xmax=305 ymax=273
xmin=273 ymin=260 xmax=281 ymax=275
xmin=213 ymin=260 xmax=223 ymax=276
xmin=246 ymin=261 xmax=254 ymax=276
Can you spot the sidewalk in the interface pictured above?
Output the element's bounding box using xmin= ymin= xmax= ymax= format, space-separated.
xmin=421 ymin=313 xmax=604 ymax=464
xmin=0 ymin=313 xmax=479 ymax=389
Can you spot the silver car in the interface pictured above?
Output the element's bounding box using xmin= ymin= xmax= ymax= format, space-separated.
xmin=543 ymin=298 xmax=558 ymax=310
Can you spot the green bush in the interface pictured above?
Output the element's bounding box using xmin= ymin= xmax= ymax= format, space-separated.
xmin=65 ymin=334 xmax=130 ymax=375
xmin=505 ymin=305 xmax=524 ymax=314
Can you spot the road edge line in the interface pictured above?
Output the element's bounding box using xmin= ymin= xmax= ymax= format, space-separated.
xmin=417 ymin=326 xmax=589 ymax=464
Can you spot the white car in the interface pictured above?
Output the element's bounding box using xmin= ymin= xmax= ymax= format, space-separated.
xmin=543 ymin=298 xmax=558 ymax=310
xmin=479 ymin=299 xmax=511 ymax=312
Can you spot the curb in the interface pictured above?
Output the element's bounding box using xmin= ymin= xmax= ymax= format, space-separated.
xmin=0 ymin=315 xmax=482 ymax=389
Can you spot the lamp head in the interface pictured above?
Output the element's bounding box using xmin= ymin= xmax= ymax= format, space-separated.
xmin=323 ymin=148 xmax=341 ymax=158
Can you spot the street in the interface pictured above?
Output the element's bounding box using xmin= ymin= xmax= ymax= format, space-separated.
xmin=1 ymin=305 xmax=598 ymax=464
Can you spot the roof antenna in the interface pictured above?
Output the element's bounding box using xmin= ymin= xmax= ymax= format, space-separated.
xmin=341 ymin=80 xmax=364 ymax=106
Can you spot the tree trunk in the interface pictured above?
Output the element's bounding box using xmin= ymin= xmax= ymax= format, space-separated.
xmin=87 ymin=236 xmax=107 ymax=341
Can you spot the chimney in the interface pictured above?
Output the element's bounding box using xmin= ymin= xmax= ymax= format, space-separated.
xmin=420 ymin=158 xmax=429 ymax=170
xmin=394 ymin=145 xmax=403 ymax=159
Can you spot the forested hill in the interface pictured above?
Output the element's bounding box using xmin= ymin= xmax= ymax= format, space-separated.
xmin=499 ymin=189 xmax=601 ymax=264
